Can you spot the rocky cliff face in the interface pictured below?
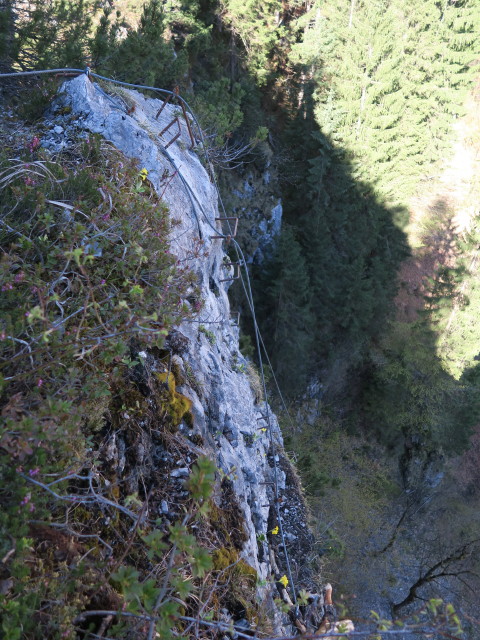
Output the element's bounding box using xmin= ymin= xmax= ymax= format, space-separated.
xmin=219 ymin=159 xmax=283 ymax=265
xmin=45 ymin=74 xmax=324 ymax=633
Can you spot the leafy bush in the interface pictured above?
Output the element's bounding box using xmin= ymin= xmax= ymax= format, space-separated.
xmin=0 ymin=114 xmax=268 ymax=640
xmin=0 ymin=133 xmax=196 ymax=419
xmin=0 ymin=132 xmax=205 ymax=638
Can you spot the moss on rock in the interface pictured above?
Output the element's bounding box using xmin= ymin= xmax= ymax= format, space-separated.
xmin=156 ymin=372 xmax=193 ymax=431
xmin=212 ymin=547 xmax=258 ymax=622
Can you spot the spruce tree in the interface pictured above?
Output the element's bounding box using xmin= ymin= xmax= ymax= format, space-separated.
xmin=96 ymin=0 xmax=189 ymax=89
xmin=220 ymin=0 xmax=283 ymax=83
xmin=256 ymin=225 xmax=314 ymax=396
xmin=292 ymin=0 xmax=480 ymax=205
xmin=9 ymin=0 xmax=95 ymax=69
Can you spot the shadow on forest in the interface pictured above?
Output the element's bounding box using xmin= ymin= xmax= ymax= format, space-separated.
xmin=267 ymin=80 xmax=480 ymax=631
xmin=240 ymin=72 xmax=479 ymax=453
xmin=396 ymin=198 xmax=460 ymax=322
xmin=249 ymin=74 xmax=411 ymax=399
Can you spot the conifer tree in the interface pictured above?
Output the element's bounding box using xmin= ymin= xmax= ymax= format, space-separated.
xmin=219 ymin=0 xmax=283 ymax=83
xmin=95 ymin=0 xmax=188 ymax=89
xmin=293 ymin=0 xmax=480 ymax=205
xmin=256 ymin=225 xmax=314 ymax=395
xmin=8 ymin=0 xmax=95 ymax=69
xmin=162 ymin=0 xmax=213 ymax=59
xmin=273 ymin=83 xmax=408 ymax=388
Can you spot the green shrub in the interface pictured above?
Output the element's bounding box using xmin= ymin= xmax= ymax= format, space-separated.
xmin=190 ymin=78 xmax=245 ymax=147
xmin=0 ymin=131 xmax=201 ymax=638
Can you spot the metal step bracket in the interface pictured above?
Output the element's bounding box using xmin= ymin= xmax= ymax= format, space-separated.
xmin=219 ymin=262 xmax=240 ymax=283
xmin=159 ymin=117 xmax=182 ymax=149
xmin=156 ymin=87 xmax=195 ymax=148
xmin=156 ymin=86 xmax=179 ymax=119
xmin=211 ymin=217 xmax=239 ymax=243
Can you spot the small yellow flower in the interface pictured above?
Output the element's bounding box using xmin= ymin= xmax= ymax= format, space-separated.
xmin=139 ymin=168 xmax=148 ymax=181
xmin=279 ymin=575 xmax=289 ymax=588
xmin=271 ymin=526 xmax=279 ymax=535
xmin=261 ymin=428 xmax=267 ymax=432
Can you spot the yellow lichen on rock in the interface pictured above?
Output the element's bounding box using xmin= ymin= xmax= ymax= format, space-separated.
xmin=156 ymin=371 xmax=193 ymax=430
xmin=157 ymin=371 xmax=176 ymax=393
xmin=213 ymin=547 xmax=256 ymax=578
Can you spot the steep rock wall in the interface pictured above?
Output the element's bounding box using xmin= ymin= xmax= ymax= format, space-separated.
xmin=47 ymin=74 xmax=324 ymax=631
xmin=54 ymin=72 xmax=278 ymax=577
xmin=220 ymin=161 xmax=283 ymax=265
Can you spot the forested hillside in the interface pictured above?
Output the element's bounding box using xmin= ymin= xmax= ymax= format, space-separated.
xmin=2 ymin=0 xmax=480 ymax=636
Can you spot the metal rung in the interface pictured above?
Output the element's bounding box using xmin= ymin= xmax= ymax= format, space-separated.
xmin=156 ymin=85 xmax=179 ymax=119
xmin=219 ymin=263 xmax=240 ymax=282
xmin=159 ymin=116 xmax=183 ymax=149
xmin=180 ymin=100 xmax=196 ymax=148
xmin=159 ymin=117 xmax=179 ymax=137
xmin=155 ymin=86 xmax=195 ymax=149
xmin=211 ymin=217 xmax=239 ymax=243
xmin=156 ymin=94 xmax=173 ymax=119
xmin=216 ymin=217 xmax=238 ymax=237
xmin=165 ymin=131 xmax=181 ymax=149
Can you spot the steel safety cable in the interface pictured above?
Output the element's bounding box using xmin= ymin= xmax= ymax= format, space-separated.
xmin=0 ymin=68 xmax=210 ymax=162
xmin=0 ymin=66 xmax=300 ymax=610
xmin=0 ymin=68 xmax=85 ymax=77
xmin=232 ymin=240 xmax=298 ymax=611
xmin=201 ymin=137 xmax=300 ymax=605
xmin=230 ymin=256 xmax=298 ymax=436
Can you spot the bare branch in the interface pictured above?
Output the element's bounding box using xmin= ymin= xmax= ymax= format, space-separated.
xmin=20 ymin=472 xmax=139 ymax=522
xmin=29 ymin=519 xmax=113 ymax=555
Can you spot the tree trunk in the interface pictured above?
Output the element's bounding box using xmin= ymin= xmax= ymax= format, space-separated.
xmin=348 ymin=0 xmax=356 ymax=29
xmin=0 ymin=0 xmax=15 ymax=70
